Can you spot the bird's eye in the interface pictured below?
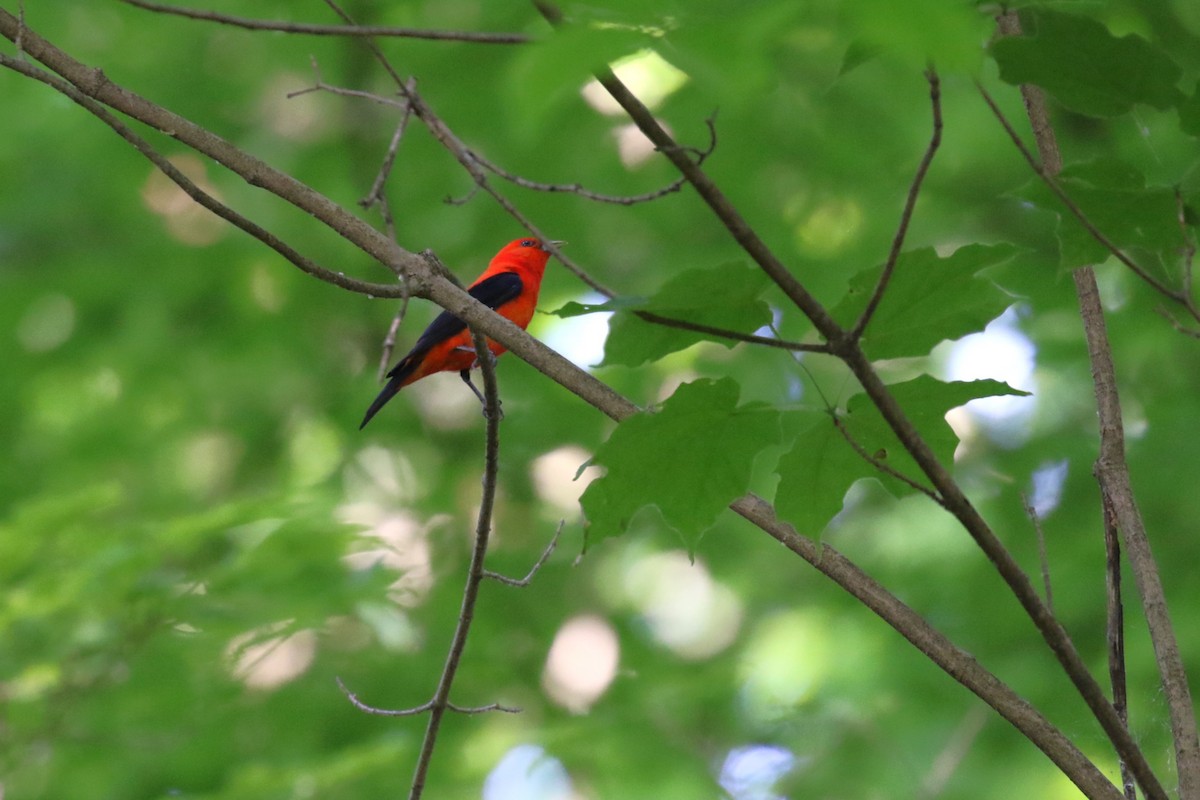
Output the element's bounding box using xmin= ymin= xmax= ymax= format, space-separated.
xmin=520 ymin=239 xmax=537 ymax=248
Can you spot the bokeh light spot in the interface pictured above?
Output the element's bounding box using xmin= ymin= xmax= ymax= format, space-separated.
xmin=542 ymin=614 xmax=619 ymax=713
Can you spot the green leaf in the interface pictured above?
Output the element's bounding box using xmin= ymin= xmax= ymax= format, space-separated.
xmin=843 ymin=376 xmax=1029 ymax=494
xmin=1182 ymin=82 xmax=1200 ymax=137
xmin=831 ymin=245 xmax=1016 ymax=359
xmin=599 ymin=262 xmax=775 ymax=367
xmin=992 ymin=10 xmax=1184 ymax=118
xmin=774 ymin=378 xmax=1028 ymax=531
xmin=580 ymin=378 xmax=780 ymax=550
xmin=548 ymin=296 xmax=646 ymax=318
xmin=774 ymin=411 xmax=863 ymax=536
xmin=505 ymin=24 xmax=649 ymax=136
xmin=842 ymin=0 xmax=987 ymax=72
xmin=1015 ymin=159 xmax=1183 ymax=270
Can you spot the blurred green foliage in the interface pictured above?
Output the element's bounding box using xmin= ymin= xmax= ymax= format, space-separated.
xmin=3 ymin=1 xmax=1200 ymax=798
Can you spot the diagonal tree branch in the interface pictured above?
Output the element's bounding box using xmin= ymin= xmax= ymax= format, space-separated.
xmin=730 ymin=494 xmax=1123 ymax=800
xmin=0 ymin=7 xmax=636 ymax=418
xmin=531 ymin=4 xmax=1165 ymax=796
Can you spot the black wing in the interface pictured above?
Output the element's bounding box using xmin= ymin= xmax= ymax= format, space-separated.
xmin=391 ymin=271 xmax=524 ymax=374
xmin=362 ymin=271 xmax=526 ymax=429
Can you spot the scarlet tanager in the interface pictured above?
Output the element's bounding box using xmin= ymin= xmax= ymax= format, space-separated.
xmin=360 ymin=237 xmax=561 ymax=429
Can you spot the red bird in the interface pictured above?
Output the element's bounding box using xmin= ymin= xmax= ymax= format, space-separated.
xmin=360 ymin=237 xmax=561 ymax=429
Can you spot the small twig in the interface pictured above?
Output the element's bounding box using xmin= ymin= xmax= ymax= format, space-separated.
xmin=359 ymin=76 xmax=419 ymax=241
xmin=1021 ymin=492 xmax=1054 ymax=614
xmin=976 ymin=80 xmax=1196 ymax=317
xmin=119 ymin=0 xmax=533 ymax=44
xmin=444 ymin=184 xmax=481 ymax=206
xmin=918 ymin=705 xmax=989 ymax=799
xmin=377 ymin=302 xmax=407 ymax=383
xmin=470 ymin=114 xmax=717 ymax=205
xmin=852 ymin=68 xmax=943 ymax=340
xmin=1101 ymin=495 xmax=1137 ymax=800
xmin=335 ymin=678 xmax=520 ymax=716
xmin=831 ymin=415 xmax=941 ymax=503
xmin=289 ymin=78 xmax=408 ymax=111
xmin=484 ymin=521 xmax=564 ymax=587
xmin=1153 ymin=305 xmax=1200 ymax=338
xmin=633 ymin=311 xmax=831 ymax=353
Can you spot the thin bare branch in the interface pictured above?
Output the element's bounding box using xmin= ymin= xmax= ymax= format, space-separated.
xmin=632 ymin=311 xmax=831 ymax=353
xmin=406 ymin=320 xmax=504 ymax=800
xmin=470 ymin=113 xmax=717 ymax=205
xmin=376 ymin=300 xmax=408 ymax=383
xmin=477 ymin=152 xmax=686 ymax=204
xmin=852 ymin=68 xmax=943 ymax=340
xmin=993 ymin=14 xmax=1199 ymax=794
xmin=1102 ymin=496 xmax=1137 ymax=800
xmin=1154 ymin=305 xmax=1200 ymax=338
xmin=120 ymin=0 xmax=533 ymax=44
xmin=446 ymin=701 xmax=520 ymax=715
xmin=484 ymin=521 xmax=564 ymax=586
xmin=1076 ymin=266 xmax=1199 ymax=796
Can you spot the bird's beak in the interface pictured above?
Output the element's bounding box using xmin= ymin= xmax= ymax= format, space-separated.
xmin=543 ymin=240 xmax=567 ymax=252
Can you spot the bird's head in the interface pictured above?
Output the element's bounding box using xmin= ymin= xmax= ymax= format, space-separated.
xmin=495 ymin=237 xmax=566 ymax=268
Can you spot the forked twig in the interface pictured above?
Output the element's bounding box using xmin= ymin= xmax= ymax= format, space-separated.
xmin=335 ymin=678 xmax=520 ymax=716
xmin=484 ymin=521 xmax=564 ymax=586
xmin=360 ymin=76 xmax=419 ymax=240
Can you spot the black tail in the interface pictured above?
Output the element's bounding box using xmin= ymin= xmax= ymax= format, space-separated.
xmin=359 ymin=357 xmax=417 ymax=429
